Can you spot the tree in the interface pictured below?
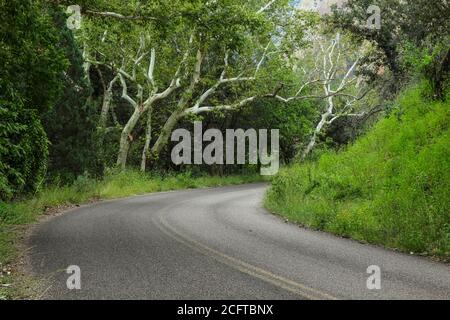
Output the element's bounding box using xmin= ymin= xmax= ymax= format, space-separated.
xmin=78 ymin=0 xmax=360 ymax=171
xmin=287 ymin=32 xmax=374 ymax=158
xmin=0 ymin=0 xmax=68 ymax=199
xmin=81 ymin=0 xmax=295 ymax=171
xmin=115 ymin=34 xmax=190 ymax=170
xmin=329 ymin=0 xmax=450 ymax=96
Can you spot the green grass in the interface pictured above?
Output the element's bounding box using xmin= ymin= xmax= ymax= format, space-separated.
xmin=0 ymin=170 xmax=262 ymax=299
xmin=265 ymin=84 xmax=450 ymax=260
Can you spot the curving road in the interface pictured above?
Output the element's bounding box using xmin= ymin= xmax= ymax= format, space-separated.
xmin=27 ymin=183 xmax=450 ymax=300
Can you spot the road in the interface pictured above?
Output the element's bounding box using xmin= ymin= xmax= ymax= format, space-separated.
xmin=27 ymin=183 xmax=450 ymax=300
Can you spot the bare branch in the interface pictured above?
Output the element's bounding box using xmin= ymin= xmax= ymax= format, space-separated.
xmin=294 ymin=79 xmax=327 ymax=97
xmin=220 ymin=51 xmax=230 ymax=81
xmin=119 ymin=73 xmax=138 ymax=109
xmin=191 ymin=50 xmax=203 ymax=88
xmin=269 ymin=84 xmax=346 ymax=103
xmin=190 ymin=43 xmax=270 ymax=113
xmin=257 ymin=0 xmax=277 ymax=14
xmin=335 ymin=57 xmax=360 ymax=92
xmin=142 ymin=36 xmax=196 ymax=106
xmin=186 ymin=96 xmax=258 ymax=115
xmin=118 ymin=69 xmax=134 ymax=81
xmin=147 ymin=48 xmax=156 ymax=88
xmin=85 ymin=10 xmax=156 ymax=21
xmin=151 ymin=78 xmax=181 ymax=104
xmin=108 ymin=74 xmax=119 ymax=91
xmin=255 ymin=42 xmax=271 ymax=76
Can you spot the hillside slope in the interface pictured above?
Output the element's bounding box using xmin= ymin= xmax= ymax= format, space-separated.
xmin=266 ymin=85 xmax=450 ymax=259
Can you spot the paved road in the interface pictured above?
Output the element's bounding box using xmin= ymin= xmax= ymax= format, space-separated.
xmin=27 ymin=183 xmax=450 ymax=300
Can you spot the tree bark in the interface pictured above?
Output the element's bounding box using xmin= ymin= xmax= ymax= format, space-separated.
xmin=302 ymin=93 xmax=333 ymax=160
xmin=302 ymin=112 xmax=330 ymax=160
xmin=99 ymin=87 xmax=114 ymax=129
xmin=117 ymin=108 xmax=142 ymax=169
xmin=149 ymin=50 xmax=203 ymax=162
xmin=141 ymin=108 xmax=152 ymax=172
xmin=150 ymin=107 xmax=184 ymax=159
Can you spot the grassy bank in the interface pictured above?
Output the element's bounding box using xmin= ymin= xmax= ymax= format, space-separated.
xmin=0 ymin=170 xmax=262 ymax=299
xmin=265 ymin=85 xmax=449 ymax=260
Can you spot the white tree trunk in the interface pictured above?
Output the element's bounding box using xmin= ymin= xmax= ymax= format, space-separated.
xmin=141 ymin=109 xmax=152 ymax=172
xmin=117 ymin=108 xmax=142 ymax=169
xmin=302 ymin=112 xmax=330 ymax=159
xmin=99 ymin=88 xmax=114 ymax=129
xmin=99 ymin=76 xmax=119 ymax=129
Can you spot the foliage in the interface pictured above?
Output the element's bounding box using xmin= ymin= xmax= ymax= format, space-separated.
xmin=329 ymin=0 xmax=450 ymax=96
xmin=0 ymin=102 xmax=48 ymax=200
xmin=0 ymin=0 xmax=68 ymax=113
xmin=235 ymin=98 xmax=316 ymax=163
xmin=0 ymin=0 xmax=68 ymax=199
xmin=399 ymin=40 xmax=450 ymax=100
xmin=41 ymin=7 xmax=99 ymax=182
xmin=266 ymin=84 xmax=450 ymax=259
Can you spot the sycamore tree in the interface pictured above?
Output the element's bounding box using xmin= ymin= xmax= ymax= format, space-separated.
xmin=73 ymin=0 xmax=355 ymax=171
xmin=76 ymin=0 xmax=293 ymax=170
xmin=288 ymin=32 xmax=375 ymax=159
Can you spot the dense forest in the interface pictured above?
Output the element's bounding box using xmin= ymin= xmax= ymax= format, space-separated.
xmin=0 ymin=0 xmax=449 ymax=299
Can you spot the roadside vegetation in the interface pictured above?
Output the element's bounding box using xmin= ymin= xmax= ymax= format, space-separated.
xmin=265 ymin=0 xmax=449 ymax=261
xmin=266 ymin=84 xmax=449 ymax=259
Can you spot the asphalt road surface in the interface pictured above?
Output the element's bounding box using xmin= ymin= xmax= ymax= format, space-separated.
xmin=27 ymin=183 xmax=450 ymax=300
